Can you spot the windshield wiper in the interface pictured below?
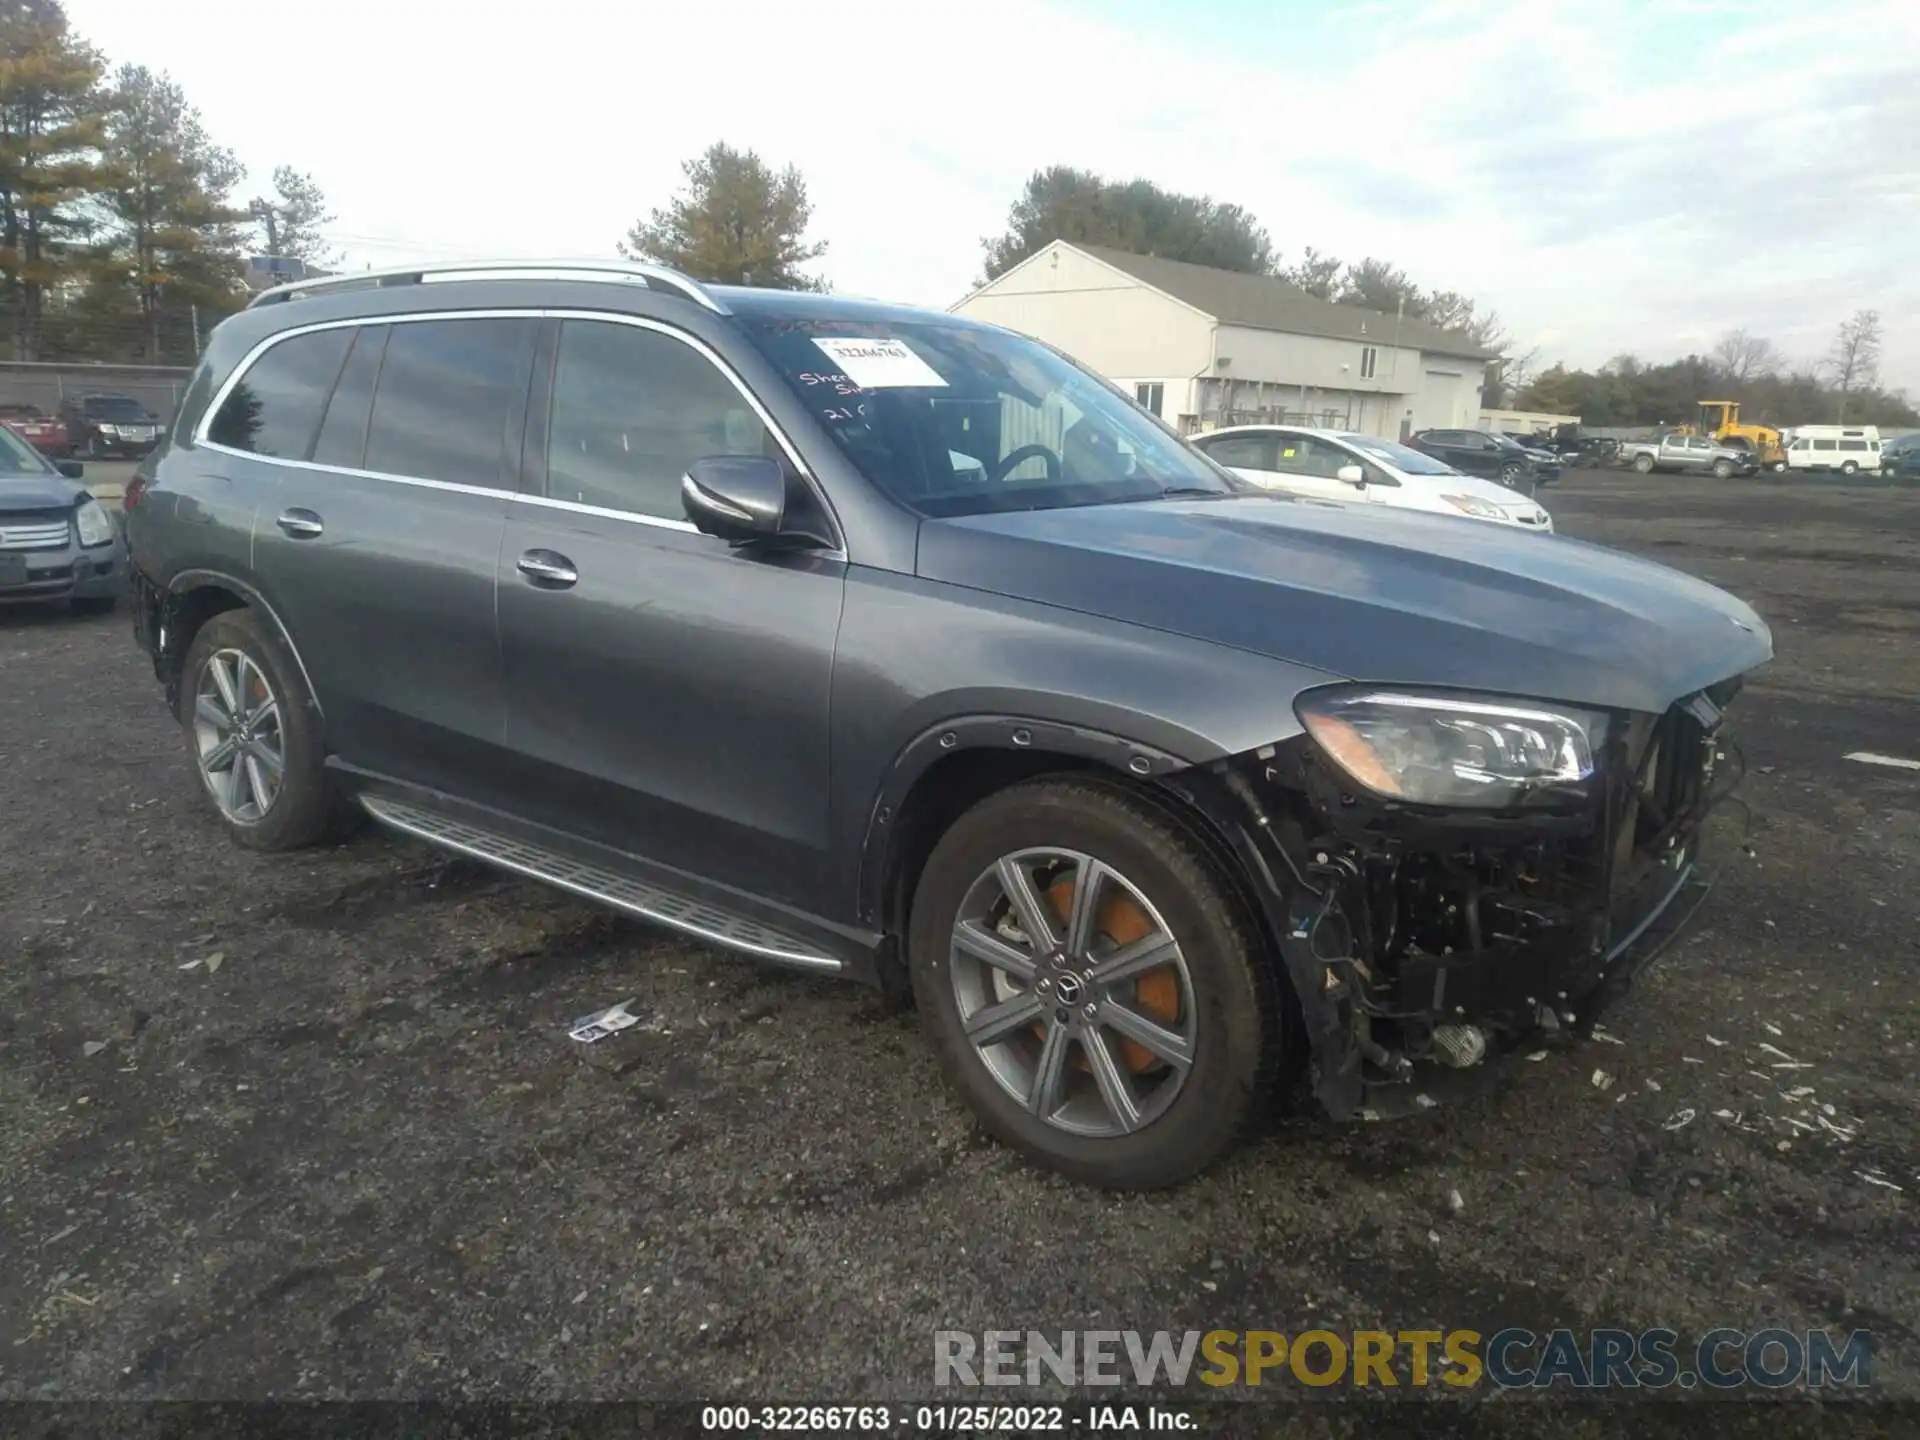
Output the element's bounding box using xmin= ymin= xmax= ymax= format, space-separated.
xmin=1152 ymin=485 xmax=1233 ymax=499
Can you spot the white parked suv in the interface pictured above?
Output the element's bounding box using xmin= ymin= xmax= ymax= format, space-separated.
xmin=1192 ymin=425 xmax=1554 ymax=532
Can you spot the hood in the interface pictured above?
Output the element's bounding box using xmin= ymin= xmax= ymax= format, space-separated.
xmin=1422 ymin=472 xmax=1546 ymax=513
xmin=917 ymin=496 xmax=1771 ymax=715
xmin=0 ymin=472 xmax=83 ymax=511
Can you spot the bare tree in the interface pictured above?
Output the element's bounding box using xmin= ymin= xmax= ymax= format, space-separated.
xmin=1826 ymin=309 xmax=1881 ymax=421
xmin=1711 ymin=329 xmax=1782 ymax=388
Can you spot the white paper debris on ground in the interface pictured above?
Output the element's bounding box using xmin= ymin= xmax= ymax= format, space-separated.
xmin=1448 ymin=1188 xmax=1465 ymax=1214
xmin=1662 ymin=1108 xmax=1697 ymax=1131
xmin=81 ymin=1039 xmax=109 ymax=1058
xmin=1593 ymin=1031 xmax=1626 ymax=1046
xmin=1757 ymin=1042 xmax=1799 ymax=1063
xmin=178 ymin=959 xmax=201 ymax=971
xmin=1591 ymin=1069 xmax=1615 ymax=1092
xmin=568 ymin=1000 xmax=641 ymax=1045
xmin=1713 ymin=1108 xmax=1739 ymax=1121
xmin=1413 ymin=1093 xmax=1437 ymax=1109
xmin=1706 ymin=1035 xmax=1728 ymax=1047
xmin=1856 ymin=1172 xmax=1904 ymax=1194
xmin=1683 ymin=1055 xmax=1705 ymax=1064
xmin=1763 ymin=1021 xmax=1783 ymax=1036
xmin=1526 ymin=1051 xmax=1548 ymax=1062
xmin=1644 ymin=1078 xmax=1662 ymax=1092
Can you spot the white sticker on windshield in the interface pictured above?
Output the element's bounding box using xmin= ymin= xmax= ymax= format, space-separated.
xmin=812 ymin=337 xmax=947 ymax=389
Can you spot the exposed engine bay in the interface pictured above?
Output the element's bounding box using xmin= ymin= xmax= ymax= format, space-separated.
xmin=1172 ymin=679 xmax=1749 ymax=1119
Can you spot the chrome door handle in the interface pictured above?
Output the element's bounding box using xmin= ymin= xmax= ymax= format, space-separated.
xmin=276 ymin=509 xmax=324 ymax=538
xmin=516 ymin=550 xmax=578 ymax=588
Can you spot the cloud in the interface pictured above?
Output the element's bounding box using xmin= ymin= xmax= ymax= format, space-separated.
xmin=63 ymin=0 xmax=1920 ymax=391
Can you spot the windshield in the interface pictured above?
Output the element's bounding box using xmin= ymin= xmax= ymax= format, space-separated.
xmin=86 ymin=397 xmax=150 ymax=420
xmin=1334 ymin=433 xmax=1457 ymax=476
xmin=0 ymin=422 xmax=54 ymax=474
xmin=741 ymin=318 xmax=1239 ymax=517
xmin=1487 ymin=433 xmax=1528 ymax=452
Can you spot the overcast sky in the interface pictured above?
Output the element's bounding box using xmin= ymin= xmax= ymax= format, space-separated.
xmin=68 ymin=0 xmax=1920 ymax=393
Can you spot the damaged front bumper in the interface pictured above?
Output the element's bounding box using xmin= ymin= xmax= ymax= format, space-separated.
xmin=1169 ymin=679 xmax=1749 ymax=1121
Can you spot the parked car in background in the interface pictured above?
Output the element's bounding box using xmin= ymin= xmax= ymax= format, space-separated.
xmin=1407 ymin=429 xmax=1562 ymax=489
xmin=1781 ymin=425 xmax=1881 ymax=476
xmin=1193 ymin=425 xmax=1553 ymax=531
xmin=1878 ymin=432 xmax=1920 ymax=481
xmin=126 ymin=258 xmax=1769 ymax=1188
xmin=1618 ymin=433 xmax=1757 ymax=478
xmin=0 ymin=401 xmax=72 ymax=457
xmin=0 ymin=420 xmax=125 ymax=613
xmin=58 ymin=393 xmax=165 ymax=459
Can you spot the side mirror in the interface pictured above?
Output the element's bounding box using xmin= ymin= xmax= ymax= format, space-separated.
xmin=57 ymin=460 xmax=85 ymax=480
xmin=1335 ymin=463 xmax=1366 ymax=486
xmin=681 ymin=455 xmax=790 ymax=543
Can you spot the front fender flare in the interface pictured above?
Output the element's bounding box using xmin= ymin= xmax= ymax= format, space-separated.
xmin=853 ymin=713 xmax=1192 ymax=930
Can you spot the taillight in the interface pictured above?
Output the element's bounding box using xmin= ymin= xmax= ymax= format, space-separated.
xmin=123 ymin=473 xmax=150 ymax=510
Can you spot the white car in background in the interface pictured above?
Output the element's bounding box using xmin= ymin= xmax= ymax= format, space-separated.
xmin=1191 ymin=425 xmax=1555 ymax=532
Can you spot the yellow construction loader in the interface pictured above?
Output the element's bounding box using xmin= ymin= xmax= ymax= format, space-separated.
xmin=1682 ymin=401 xmax=1786 ymax=471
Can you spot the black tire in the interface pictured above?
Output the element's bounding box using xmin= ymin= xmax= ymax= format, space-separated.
xmin=1712 ymin=459 xmax=1733 ymax=479
xmin=1632 ymin=453 xmax=1655 ymax=474
xmin=178 ymin=607 xmax=355 ymax=851
xmin=908 ymin=777 xmax=1279 ymax=1189
xmin=70 ymin=594 xmax=117 ymax=616
xmin=1498 ymin=461 xmax=1523 ymax=487
xmin=1841 ymin=460 xmax=1858 ymax=476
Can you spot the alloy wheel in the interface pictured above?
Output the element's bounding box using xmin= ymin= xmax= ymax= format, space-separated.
xmin=948 ymin=847 xmax=1197 ymax=1137
xmin=191 ymin=647 xmax=286 ymax=823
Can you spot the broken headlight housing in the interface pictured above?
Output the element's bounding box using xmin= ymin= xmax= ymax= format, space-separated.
xmin=1295 ymin=687 xmax=1606 ymax=809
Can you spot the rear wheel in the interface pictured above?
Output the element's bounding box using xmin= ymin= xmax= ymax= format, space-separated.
xmin=179 ymin=608 xmax=354 ymax=850
xmin=1632 ymin=453 xmax=1655 ymax=474
xmin=1841 ymin=460 xmax=1859 ymax=476
xmin=908 ymin=778 xmax=1278 ymax=1189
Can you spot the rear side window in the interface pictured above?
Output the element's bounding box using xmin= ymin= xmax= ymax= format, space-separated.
xmin=1813 ymin=438 xmax=1836 ymax=451
xmin=1199 ymin=434 xmax=1272 ymax=470
xmin=364 ymin=318 xmax=538 ymax=487
xmin=312 ymin=326 xmax=390 ymax=469
xmin=1838 ymin=439 xmax=1867 ymax=452
xmin=545 ymin=319 xmax=771 ymax=521
xmin=206 ymin=329 xmax=354 ymax=458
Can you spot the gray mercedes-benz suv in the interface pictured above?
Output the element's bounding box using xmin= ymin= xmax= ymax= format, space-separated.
xmin=127 ymin=260 xmax=1770 ymax=1188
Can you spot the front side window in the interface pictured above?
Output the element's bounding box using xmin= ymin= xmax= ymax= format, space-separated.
xmin=1271 ymin=434 xmax=1349 ymax=478
xmin=546 ymin=320 xmax=773 ymax=522
xmin=364 ymin=317 xmax=538 ymax=487
xmin=1813 ymin=438 xmax=1837 ymax=451
xmin=742 ymin=318 xmax=1237 ymax=518
xmin=206 ymin=328 xmax=354 ymax=458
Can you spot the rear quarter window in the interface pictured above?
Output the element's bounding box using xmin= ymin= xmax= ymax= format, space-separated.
xmin=206 ymin=328 xmax=355 ymax=459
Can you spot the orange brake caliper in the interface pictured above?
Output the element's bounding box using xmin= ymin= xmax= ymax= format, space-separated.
xmin=1045 ymin=879 xmax=1181 ymax=1074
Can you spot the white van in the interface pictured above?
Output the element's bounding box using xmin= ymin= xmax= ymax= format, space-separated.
xmin=1190 ymin=425 xmax=1554 ymax=532
xmin=1782 ymin=425 xmax=1881 ymax=475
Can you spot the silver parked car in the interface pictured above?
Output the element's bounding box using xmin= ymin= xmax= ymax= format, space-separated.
xmin=1619 ymin=433 xmax=1757 ymax=478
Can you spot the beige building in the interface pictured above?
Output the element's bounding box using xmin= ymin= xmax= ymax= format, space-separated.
xmin=952 ymin=241 xmax=1496 ymax=440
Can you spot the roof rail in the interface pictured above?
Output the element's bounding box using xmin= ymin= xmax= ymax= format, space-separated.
xmin=247 ymin=259 xmax=729 ymax=314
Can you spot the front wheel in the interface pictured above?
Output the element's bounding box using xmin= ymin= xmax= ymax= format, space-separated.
xmin=1712 ymin=459 xmax=1734 ymax=479
xmin=908 ymin=778 xmax=1278 ymax=1189
xmin=1632 ymin=453 xmax=1655 ymax=473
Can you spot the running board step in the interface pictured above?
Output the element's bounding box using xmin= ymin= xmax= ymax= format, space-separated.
xmin=361 ymin=795 xmax=843 ymax=974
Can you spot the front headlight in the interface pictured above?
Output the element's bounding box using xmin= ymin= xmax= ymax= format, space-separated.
xmin=1295 ymin=687 xmax=1606 ymax=808
xmin=1440 ymin=493 xmax=1509 ymax=521
xmin=75 ymin=498 xmax=115 ymax=547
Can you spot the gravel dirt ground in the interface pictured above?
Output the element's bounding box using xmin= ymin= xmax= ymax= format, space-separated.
xmin=1 ymin=469 xmax=1915 ymax=1429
